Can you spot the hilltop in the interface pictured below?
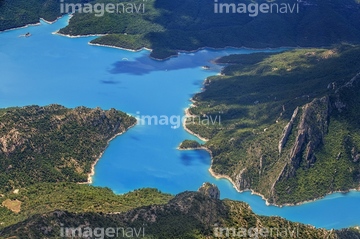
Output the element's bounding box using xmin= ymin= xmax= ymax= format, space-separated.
xmin=1 ymin=184 xmax=359 ymax=238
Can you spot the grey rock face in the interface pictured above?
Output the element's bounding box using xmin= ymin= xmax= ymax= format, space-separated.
xmin=198 ymin=182 xmax=220 ymax=200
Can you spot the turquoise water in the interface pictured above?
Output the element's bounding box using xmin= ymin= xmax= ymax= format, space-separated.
xmin=0 ymin=16 xmax=359 ymax=230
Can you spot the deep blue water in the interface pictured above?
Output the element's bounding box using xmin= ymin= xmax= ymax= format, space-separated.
xmin=0 ymin=15 xmax=359 ymax=230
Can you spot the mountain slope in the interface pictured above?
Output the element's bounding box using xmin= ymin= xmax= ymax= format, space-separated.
xmin=60 ymin=0 xmax=360 ymax=59
xmin=1 ymin=0 xmax=360 ymax=59
xmin=186 ymin=44 xmax=360 ymax=204
xmin=0 ymin=105 xmax=136 ymax=191
xmin=1 ymin=185 xmax=359 ymax=238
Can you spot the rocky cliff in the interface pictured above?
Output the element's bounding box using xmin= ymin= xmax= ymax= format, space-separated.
xmin=198 ymin=182 xmax=220 ymax=200
xmin=187 ymin=46 xmax=360 ymax=205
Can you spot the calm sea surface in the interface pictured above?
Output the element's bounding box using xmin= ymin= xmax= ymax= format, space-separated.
xmin=0 ymin=15 xmax=359 ymax=229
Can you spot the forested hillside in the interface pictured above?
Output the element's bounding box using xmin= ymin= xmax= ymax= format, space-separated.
xmin=1 ymin=0 xmax=360 ymax=59
xmin=1 ymin=184 xmax=359 ymax=238
xmin=186 ymin=44 xmax=360 ymax=205
xmin=0 ymin=105 xmax=136 ymax=191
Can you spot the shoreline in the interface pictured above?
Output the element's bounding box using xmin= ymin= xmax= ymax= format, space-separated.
xmin=0 ymin=15 xmax=63 ymax=33
xmin=40 ymin=17 xmax=62 ymax=25
xmin=1 ymin=15 xmax=335 ymax=62
xmin=88 ymin=42 xmax=152 ymax=53
xmin=47 ymin=22 xmax=296 ymax=61
xmin=183 ymin=107 xmax=209 ymax=142
xmin=3 ymin=16 xmax=359 ymax=208
xmin=0 ymin=22 xmax=40 ymax=33
xmin=53 ymin=31 xmax=107 ymax=38
xmin=181 ymin=76 xmax=360 ymax=209
xmin=195 ymin=142 xmax=360 ymax=207
xmin=79 ymin=122 xmax=137 ymax=185
xmin=0 ymin=16 xmax=313 ymax=63
xmin=87 ymin=43 xmax=292 ymax=61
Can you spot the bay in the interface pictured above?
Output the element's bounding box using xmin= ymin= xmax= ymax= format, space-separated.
xmin=0 ymin=15 xmax=359 ymax=230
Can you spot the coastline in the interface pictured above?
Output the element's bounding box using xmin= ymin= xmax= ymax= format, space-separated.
xmin=3 ymin=14 xmax=359 ymax=210
xmin=40 ymin=17 xmax=62 ymax=25
xmin=0 ymin=16 xmax=63 ymax=33
xmin=53 ymin=31 xmax=106 ymax=38
xmin=87 ymin=43 xmax=291 ymax=61
xmin=208 ymin=167 xmax=241 ymax=193
xmin=182 ymin=76 xmax=360 ymax=209
xmin=0 ymin=22 xmax=40 ymax=33
xmin=88 ymin=42 xmax=152 ymax=53
xmin=183 ymin=107 xmax=209 ymax=142
xmin=0 ymin=15 xmax=327 ymax=62
xmin=79 ymin=122 xmax=137 ymax=185
xmin=200 ymin=143 xmax=360 ymax=207
xmin=51 ymin=24 xmax=293 ymax=60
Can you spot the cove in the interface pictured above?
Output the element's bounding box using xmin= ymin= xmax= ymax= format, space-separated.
xmin=0 ymin=15 xmax=359 ymax=230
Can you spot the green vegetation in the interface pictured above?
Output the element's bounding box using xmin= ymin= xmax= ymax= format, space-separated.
xmin=179 ymin=140 xmax=201 ymax=149
xmin=59 ymin=0 xmax=360 ymax=59
xmin=2 ymin=0 xmax=360 ymax=233
xmin=0 ymin=105 xmax=136 ymax=191
xmin=0 ymin=104 xmax=357 ymax=237
xmin=0 ymin=0 xmax=65 ymax=31
xmin=187 ymin=44 xmax=360 ymax=204
xmin=0 ymin=188 xmax=357 ymax=238
xmin=0 ymin=183 xmax=172 ymax=230
xmin=3 ymin=0 xmax=359 ymax=59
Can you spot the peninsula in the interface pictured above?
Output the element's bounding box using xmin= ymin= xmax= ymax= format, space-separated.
xmin=0 ymin=104 xmax=136 ymax=190
xmin=184 ymin=45 xmax=360 ymax=205
xmin=1 ymin=0 xmax=360 ymax=59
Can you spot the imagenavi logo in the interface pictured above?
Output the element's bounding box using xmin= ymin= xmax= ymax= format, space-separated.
xmin=214 ymin=0 xmax=300 ymax=17
xmin=60 ymin=0 xmax=147 ymax=17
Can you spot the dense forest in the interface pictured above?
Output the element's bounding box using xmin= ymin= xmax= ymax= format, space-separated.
xmin=64 ymin=0 xmax=360 ymax=59
xmin=186 ymin=44 xmax=360 ymax=204
xmin=1 ymin=1 xmax=360 ymax=237
xmin=1 ymin=0 xmax=360 ymax=59
xmin=179 ymin=140 xmax=201 ymax=149
xmin=62 ymin=0 xmax=360 ymax=59
xmin=0 ymin=183 xmax=172 ymax=231
xmin=0 ymin=105 xmax=357 ymax=237
xmin=0 ymin=105 xmax=136 ymax=191
xmin=1 ymin=184 xmax=359 ymax=238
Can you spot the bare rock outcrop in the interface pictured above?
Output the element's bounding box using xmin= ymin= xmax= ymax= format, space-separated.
xmin=198 ymin=182 xmax=220 ymax=200
xmin=279 ymin=96 xmax=330 ymax=179
xmin=278 ymin=107 xmax=299 ymax=154
xmin=235 ymin=168 xmax=251 ymax=191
